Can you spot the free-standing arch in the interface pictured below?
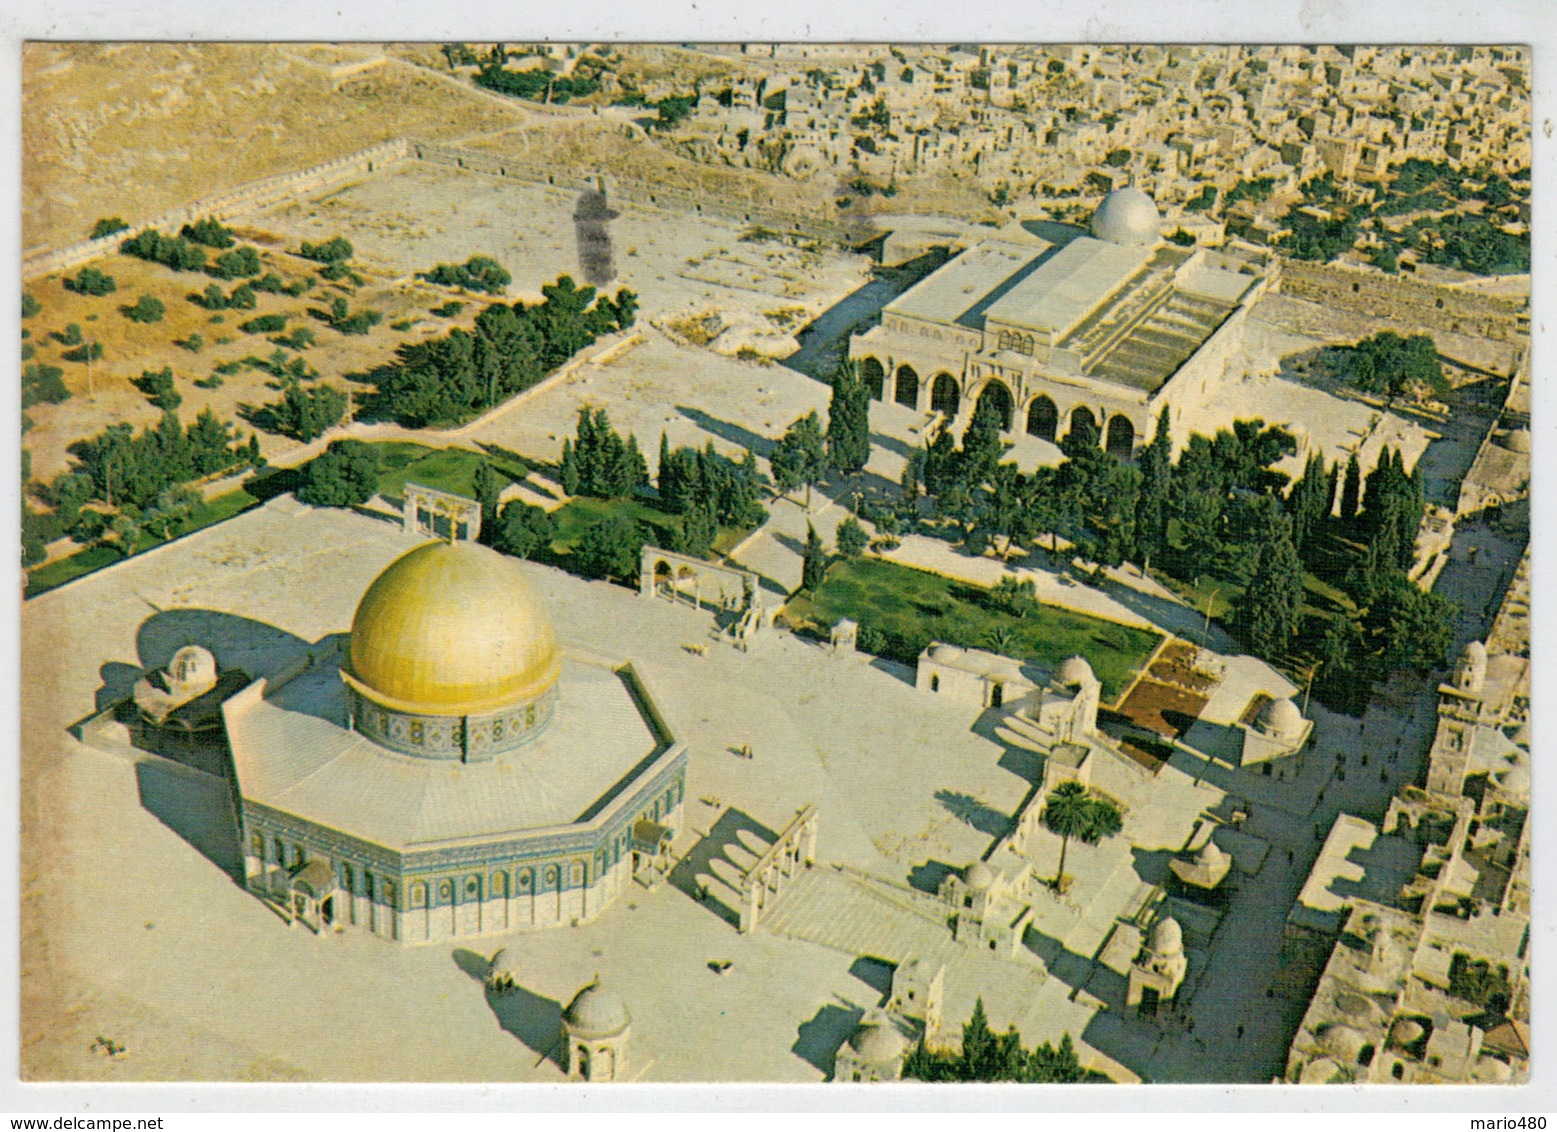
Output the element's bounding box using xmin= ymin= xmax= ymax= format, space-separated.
xmin=1105 ymin=414 xmax=1136 ymax=459
xmin=859 ymin=357 xmax=886 ymax=401
xmin=977 ymin=380 xmax=1015 ymax=432
xmin=1026 ymin=396 xmax=1058 ymax=442
xmin=930 ymin=373 xmax=960 ymax=417
xmin=895 ymin=365 xmax=920 ymax=409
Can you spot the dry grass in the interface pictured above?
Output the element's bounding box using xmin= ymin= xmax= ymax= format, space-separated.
xmin=22 ymin=43 xmax=532 ymax=250
xmin=23 ymin=245 xmax=476 ymax=481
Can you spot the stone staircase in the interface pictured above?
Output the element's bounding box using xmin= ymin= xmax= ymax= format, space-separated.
xmin=760 ymin=865 xmax=954 ymax=963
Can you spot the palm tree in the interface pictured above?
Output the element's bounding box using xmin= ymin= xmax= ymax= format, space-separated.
xmin=1041 ymin=780 xmax=1123 ymax=888
xmin=983 ymin=625 xmax=1016 ymax=654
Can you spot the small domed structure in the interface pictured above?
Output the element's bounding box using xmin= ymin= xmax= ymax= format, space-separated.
xmin=1054 ymin=655 xmax=1095 ymax=689
xmin=487 ymin=947 xmax=520 ymax=992
xmin=1511 ymin=720 xmax=1532 ymax=748
xmin=1091 ymin=186 xmax=1161 ymax=246
xmin=1505 ymin=428 xmax=1531 ymax=454
xmin=1256 ymin=697 xmax=1304 ymax=741
xmin=1299 ymin=1056 xmax=1342 ymax=1084
xmin=562 ymin=977 xmax=632 ymax=1082
xmin=1150 ymin=916 xmax=1183 ymax=957
xmin=166 ymin=645 xmax=218 ymax=699
xmin=930 ymin=644 xmax=965 ymax=664
xmin=850 ymin=1020 xmax=909 ymax=1065
xmin=564 ymin=979 xmax=631 ymax=1038
xmin=1455 ymin=640 xmax=1488 ymax=695
xmin=964 ymin=860 xmax=996 ymax=892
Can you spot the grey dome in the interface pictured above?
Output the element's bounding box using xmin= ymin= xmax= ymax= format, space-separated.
xmin=1091 ymin=186 xmax=1161 ymax=246
xmin=850 ymin=1021 xmax=909 ymax=1064
xmin=489 ymin=947 xmax=519 ymax=978
xmin=1054 ymin=656 xmax=1095 ymax=688
xmin=564 ymin=980 xmax=630 ymax=1037
xmin=1256 ymin=697 xmax=1304 ymax=740
xmin=965 ymin=860 xmax=996 ymax=891
xmin=1150 ymin=916 xmax=1183 ymax=956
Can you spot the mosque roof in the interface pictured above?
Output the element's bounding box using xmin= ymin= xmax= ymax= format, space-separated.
xmin=227 ymin=650 xmax=676 ymax=851
xmin=983 ymin=236 xmax=1154 ymax=339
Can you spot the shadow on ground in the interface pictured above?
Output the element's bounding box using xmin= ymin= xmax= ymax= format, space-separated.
xmin=135 ymin=757 xmax=244 ymax=882
xmin=791 ymin=1000 xmax=864 ymax=1077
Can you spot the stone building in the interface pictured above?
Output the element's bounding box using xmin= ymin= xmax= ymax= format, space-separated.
xmin=1126 ymin=915 xmax=1188 ymax=1014
xmin=219 ymin=540 xmax=687 ymax=943
xmin=850 ymin=186 xmax=1271 ymax=456
xmin=562 ymin=978 xmax=632 ymax=1082
xmin=938 ymin=858 xmax=1035 ymax=958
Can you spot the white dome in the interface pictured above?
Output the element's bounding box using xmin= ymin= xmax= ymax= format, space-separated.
xmin=1091 ymin=186 xmax=1161 ymax=246
xmin=930 ymin=644 xmax=965 ymax=663
xmin=1256 ymin=697 xmax=1304 ymax=740
xmin=1054 ymin=656 xmax=1095 ymax=688
xmin=564 ymin=980 xmax=630 ymax=1037
xmin=489 ymin=947 xmax=519 ymax=979
xmin=1505 ymin=429 xmax=1531 ymax=454
xmin=965 ymin=860 xmax=996 ymax=891
xmin=849 ymin=1021 xmax=909 ymax=1065
xmin=1456 ymin=641 xmax=1488 ymax=694
xmin=1150 ymin=916 xmax=1183 ymax=956
xmin=167 ymin=645 xmax=218 ymax=699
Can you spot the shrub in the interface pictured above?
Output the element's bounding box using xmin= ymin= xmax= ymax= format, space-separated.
xmin=120 ymin=228 xmax=207 ymax=272
xmin=856 ymin=624 xmax=888 ymax=655
xmin=180 ymin=217 xmax=235 ymax=249
xmin=59 ymin=323 xmax=83 ymax=346
xmin=62 ymin=342 xmax=103 ymax=363
xmin=21 ymin=343 xmax=34 ymax=361
xmin=432 ymin=300 xmax=465 ymax=317
xmin=91 ymin=217 xmax=130 ymax=239
xmin=239 ymin=314 xmax=288 ymax=334
xmin=64 ymin=267 xmax=118 ymax=296
xmin=334 ymin=310 xmax=383 ymax=336
xmin=22 ymin=293 xmax=40 ymax=318
xmin=298 ymin=236 xmax=353 ymax=264
xmin=180 ymin=332 xmax=204 ymax=353
xmin=22 ymin=363 xmax=69 ymax=407
xmin=133 ymin=367 xmax=182 ymax=410
xmin=418 ymin=255 xmax=511 ymax=295
xmin=194 ymin=373 xmax=224 ymax=390
xmin=210 ymin=246 xmax=262 ymax=280
xmin=271 ymin=327 xmax=316 ymax=350
xmin=123 ymin=294 xmax=167 ymax=323
xmin=250 ymin=272 xmax=288 ymax=294
xmin=227 ymin=284 xmax=257 ymax=310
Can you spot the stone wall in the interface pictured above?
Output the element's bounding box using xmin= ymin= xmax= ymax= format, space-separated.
xmin=410 ymin=139 xmax=858 ymax=246
xmin=1276 ymin=260 xmax=1529 ymax=342
xmin=22 ymin=137 xmax=413 ymax=281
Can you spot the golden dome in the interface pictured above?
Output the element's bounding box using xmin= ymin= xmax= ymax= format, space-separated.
xmin=345 ymin=541 xmax=561 ymax=717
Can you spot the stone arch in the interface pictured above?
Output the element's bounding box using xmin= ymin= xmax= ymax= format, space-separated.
xmin=653 ymin=558 xmax=672 ymax=595
xmin=894 ymin=365 xmax=920 ymax=409
xmin=930 ymin=373 xmax=960 ymax=417
xmin=859 ymin=356 xmax=886 ymax=400
xmin=1105 ymin=414 xmax=1136 ymax=459
xmin=1067 ymin=405 xmax=1099 ymax=447
xmin=977 ymin=379 xmax=1015 ymax=432
xmin=1026 ymin=396 xmax=1058 ymax=442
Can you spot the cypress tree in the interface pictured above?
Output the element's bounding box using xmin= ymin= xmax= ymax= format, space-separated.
xmin=657 ymin=431 xmax=671 ymax=494
xmin=1339 ymin=452 xmax=1361 ymax=529
xmin=801 ymin=521 xmax=826 ymax=591
xmin=1134 ymin=409 xmax=1172 ymax=567
xmin=1234 ymin=515 xmax=1305 ymax=661
xmin=825 ymin=360 xmax=871 ymax=475
xmin=958 ymin=393 xmax=1006 ymax=486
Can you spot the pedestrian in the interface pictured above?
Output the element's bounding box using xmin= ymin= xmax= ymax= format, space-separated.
xmin=1237 ymin=1024 xmax=1245 ymax=1039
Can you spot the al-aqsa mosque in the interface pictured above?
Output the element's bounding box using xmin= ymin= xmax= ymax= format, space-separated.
xmin=220 ymin=539 xmax=688 ymax=944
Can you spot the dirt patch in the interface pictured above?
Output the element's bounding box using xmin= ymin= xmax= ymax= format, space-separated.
xmin=1114 ymin=678 xmax=1210 ymax=739
xmin=1147 ymin=639 xmax=1221 ymax=694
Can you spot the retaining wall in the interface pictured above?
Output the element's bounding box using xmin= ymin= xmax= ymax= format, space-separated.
xmin=1276 ymin=259 xmax=1528 ymax=342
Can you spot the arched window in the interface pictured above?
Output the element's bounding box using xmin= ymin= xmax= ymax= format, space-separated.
xmin=571 ymin=862 xmax=585 ymax=886
xmin=411 ymin=883 xmax=427 ymax=907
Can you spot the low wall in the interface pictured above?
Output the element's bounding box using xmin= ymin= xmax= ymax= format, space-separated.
xmin=23 ymin=137 xmax=413 ymax=281
xmin=1276 ymin=259 xmax=1528 ymax=343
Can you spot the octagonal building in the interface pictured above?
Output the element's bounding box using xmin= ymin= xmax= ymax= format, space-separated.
xmin=224 ymin=540 xmax=687 ymax=944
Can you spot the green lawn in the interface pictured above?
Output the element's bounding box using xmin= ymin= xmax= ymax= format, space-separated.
xmin=25 ymin=486 xmax=264 ymax=598
xmin=546 ymin=495 xmax=751 ymax=560
xmin=787 ymin=557 xmax=1162 ymax=702
xmin=369 ymin=442 xmax=529 ymax=500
